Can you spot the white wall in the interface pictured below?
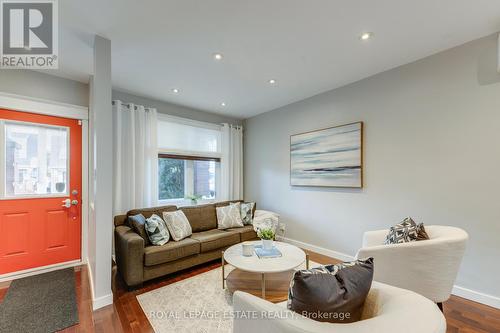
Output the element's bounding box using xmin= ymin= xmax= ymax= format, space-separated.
xmin=244 ymin=34 xmax=500 ymax=304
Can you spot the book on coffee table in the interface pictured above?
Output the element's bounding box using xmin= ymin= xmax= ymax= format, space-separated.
xmin=254 ymin=245 xmax=282 ymax=259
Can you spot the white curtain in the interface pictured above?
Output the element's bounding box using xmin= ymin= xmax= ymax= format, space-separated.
xmin=113 ymin=100 xmax=158 ymax=214
xmin=220 ymin=123 xmax=243 ymax=200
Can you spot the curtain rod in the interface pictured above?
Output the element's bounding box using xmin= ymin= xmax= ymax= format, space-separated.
xmin=112 ymin=100 xmax=133 ymax=107
xmin=112 ymin=100 xmax=155 ymax=111
xmin=113 ymin=101 xmax=241 ymax=128
xmin=222 ymin=123 xmax=244 ymax=130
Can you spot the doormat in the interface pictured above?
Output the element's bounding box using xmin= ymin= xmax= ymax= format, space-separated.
xmin=0 ymin=268 xmax=79 ymax=333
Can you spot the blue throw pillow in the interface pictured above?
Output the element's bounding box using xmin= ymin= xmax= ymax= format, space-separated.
xmin=128 ymin=214 xmax=150 ymax=245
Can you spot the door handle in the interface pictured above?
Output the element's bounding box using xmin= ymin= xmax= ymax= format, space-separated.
xmin=62 ymin=199 xmax=71 ymax=208
xmin=71 ymin=199 xmax=79 ymax=206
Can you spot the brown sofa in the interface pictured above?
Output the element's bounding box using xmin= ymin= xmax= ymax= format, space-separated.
xmin=114 ymin=200 xmax=257 ymax=287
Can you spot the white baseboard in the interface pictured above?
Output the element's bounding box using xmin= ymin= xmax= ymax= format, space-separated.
xmin=278 ymin=236 xmax=355 ymax=262
xmin=452 ymin=285 xmax=500 ymax=309
xmin=86 ymin=258 xmax=113 ymax=311
xmin=278 ymin=236 xmax=500 ymax=309
xmin=93 ymin=293 xmax=114 ymax=310
xmin=0 ymin=259 xmax=82 ymax=283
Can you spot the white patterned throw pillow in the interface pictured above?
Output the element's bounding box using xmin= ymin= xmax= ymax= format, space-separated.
xmin=162 ymin=210 xmax=192 ymax=241
xmin=240 ymin=202 xmax=255 ymax=225
xmin=217 ymin=203 xmax=244 ymax=229
xmin=145 ymin=214 xmax=170 ymax=246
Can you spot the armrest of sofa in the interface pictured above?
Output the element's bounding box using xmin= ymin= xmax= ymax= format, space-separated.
xmin=114 ymin=225 xmax=145 ymax=287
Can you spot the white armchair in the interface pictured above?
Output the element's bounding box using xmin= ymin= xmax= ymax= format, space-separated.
xmin=253 ymin=210 xmax=283 ymax=235
xmin=356 ymin=225 xmax=468 ymax=305
xmin=233 ymin=281 xmax=446 ymax=333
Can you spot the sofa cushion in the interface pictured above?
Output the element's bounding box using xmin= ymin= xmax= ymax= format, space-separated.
xmin=144 ymin=237 xmax=200 ymax=266
xmin=215 ymin=200 xmax=243 ymax=207
xmin=180 ymin=204 xmax=217 ymax=232
xmin=226 ymin=225 xmax=258 ymax=242
xmin=190 ymin=229 xmax=240 ymax=253
xmin=127 ymin=205 xmax=177 ymax=219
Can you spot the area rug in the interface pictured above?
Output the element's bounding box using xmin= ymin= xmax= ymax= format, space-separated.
xmin=0 ymin=268 xmax=79 ymax=333
xmin=137 ymin=261 xmax=320 ymax=333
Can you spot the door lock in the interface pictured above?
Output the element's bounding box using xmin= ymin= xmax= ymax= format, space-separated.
xmin=71 ymin=199 xmax=79 ymax=205
xmin=62 ymin=199 xmax=71 ymax=208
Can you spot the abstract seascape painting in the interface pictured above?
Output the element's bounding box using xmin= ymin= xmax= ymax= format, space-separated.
xmin=290 ymin=122 xmax=363 ymax=188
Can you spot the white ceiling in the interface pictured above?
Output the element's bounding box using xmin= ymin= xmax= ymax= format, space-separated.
xmin=47 ymin=0 xmax=500 ymax=119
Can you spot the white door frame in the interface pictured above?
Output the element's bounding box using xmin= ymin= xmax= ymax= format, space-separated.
xmin=0 ymin=92 xmax=89 ymax=282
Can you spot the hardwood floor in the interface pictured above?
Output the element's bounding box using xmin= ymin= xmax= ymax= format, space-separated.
xmin=1 ymin=250 xmax=499 ymax=332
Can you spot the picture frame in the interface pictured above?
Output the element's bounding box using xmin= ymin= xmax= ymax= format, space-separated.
xmin=290 ymin=121 xmax=363 ymax=188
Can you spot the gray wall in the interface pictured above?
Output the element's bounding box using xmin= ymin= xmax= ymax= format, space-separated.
xmin=244 ymin=34 xmax=500 ymax=299
xmin=0 ymin=70 xmax=89 ymax=106
xmin=112 ymin=90 xmax=242 ymax=125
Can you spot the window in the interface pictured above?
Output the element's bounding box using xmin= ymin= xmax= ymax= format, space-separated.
xmin=158 ymin=155 xmax=220 ymax=201
xmin=157 ymin=115 xmax=221 ymax=203
xmin=3 ymin=121 xmax=69 ymax=197
xmin=158 ymin=157 xmax=185 ymax=200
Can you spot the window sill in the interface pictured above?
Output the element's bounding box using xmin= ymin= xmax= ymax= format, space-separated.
xmin=158 ymin=199 xmax=218 ymax=207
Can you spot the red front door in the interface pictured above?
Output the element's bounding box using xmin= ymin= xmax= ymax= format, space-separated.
xmin=0 ymin=109 xmax=82 ymax=275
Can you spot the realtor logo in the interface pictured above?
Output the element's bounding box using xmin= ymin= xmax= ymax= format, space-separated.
xmin=1 ymin=0 xmax=58 ymax=68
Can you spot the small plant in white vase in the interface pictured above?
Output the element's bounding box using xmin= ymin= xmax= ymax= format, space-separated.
xmin=185 ymin=194 xmax=202 ymax=205
xmin=257 ymin=228 xmax=275 ymax=250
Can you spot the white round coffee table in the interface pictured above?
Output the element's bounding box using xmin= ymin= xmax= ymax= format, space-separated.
xmin=222 ymin=241 xmax=309 ymax=302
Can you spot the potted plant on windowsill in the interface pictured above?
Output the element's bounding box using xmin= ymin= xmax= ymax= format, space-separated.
xmin=257 ymin=228 xmax=275 ymax=250
xmin=185 ymin=194 xmax=202 ymax=205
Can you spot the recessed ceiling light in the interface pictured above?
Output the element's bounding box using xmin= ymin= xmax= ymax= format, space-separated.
xmin=221 ymin=102 xmax=226 ymax=107
xmin=359 ymin=32 xmax=373 ymax=41
xmin=213 ymin=53 xmax=223 ymax=61
xmin=172 ymin=88 xmax=180 ymax=94
xmin=269 ymin=79 xmax=276 ymax=85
